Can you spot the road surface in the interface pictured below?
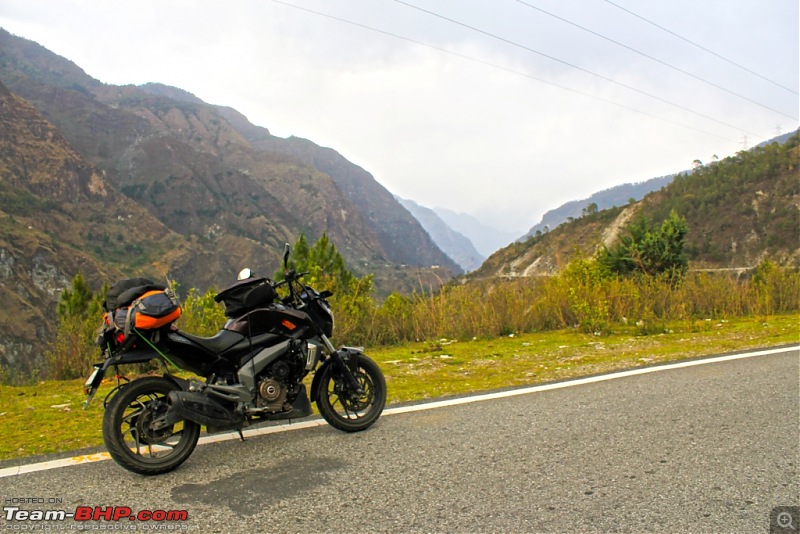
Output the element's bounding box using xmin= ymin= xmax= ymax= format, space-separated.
xmin=2 ymin=347 xmax=798 ymax=532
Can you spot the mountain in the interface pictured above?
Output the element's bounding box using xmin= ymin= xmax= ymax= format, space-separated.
xmin=0 ymin=28 xmax=458 ymax=290
xmin=433 ymin=207 xmax=518 ymax=257
xmin=757 ymin=130 xmax=796 ymax=147
xmin=0 ymin=79 xmax=194 ymax=377
xmin=0 ymin=28 xmax=462 ymax=376
xmin=521 ymin=174 xmax=676 ymax=240
xmin=396 ymin=197 xmax=484 ymax=272
xmin=471 ymin=131 xmax=800 ymax=279
xmin=248 ymin=136 xmax=462 ymax=275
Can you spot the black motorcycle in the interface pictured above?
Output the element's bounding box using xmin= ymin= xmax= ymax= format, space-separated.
xmin=84 ymin=244 xmax=386 ymax=475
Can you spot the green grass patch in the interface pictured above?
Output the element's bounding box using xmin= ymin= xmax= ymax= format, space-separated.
xmin=1 ymin=314 xmax=797 ymax=461
xmin=372 ymin=314 xmax=798 ymax=403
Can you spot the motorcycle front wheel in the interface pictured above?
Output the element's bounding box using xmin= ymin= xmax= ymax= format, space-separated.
xmin=316 ymin=353 xmax=386 ymax=432
xmin=102 ymin=376 xmax=200 ymax=475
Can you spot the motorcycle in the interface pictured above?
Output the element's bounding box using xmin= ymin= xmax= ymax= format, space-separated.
xmin=83 ymin=244 xmax=386 ymax=475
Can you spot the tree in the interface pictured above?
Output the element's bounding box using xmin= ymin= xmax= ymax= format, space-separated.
xmin=582 ymin=202 xmax=599 ymax=217
xmin=56 ymin=272 xmax=93 ymax=320
xmin=277 ymin=232 xmax=376 ymax=300
xmin=46 ymin=274 xmax=107 ymax=379
xmin=279 ymin=232 xmax=355 ymax=291
xmin=599 ymin=210 xmax=688 ymax=278
xmin=278 ymin=233 xmax=375 ymax=342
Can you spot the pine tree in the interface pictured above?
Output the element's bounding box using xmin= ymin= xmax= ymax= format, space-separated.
xmin=56 ymin=273 xmax=93 ymax=321
xmin=46 ymin=274 xmax=106 ymax=379
xmin=279 ymin=232 xmax=356 ymax=292
xmin=278 ymin=233 xmax=374 ymax=342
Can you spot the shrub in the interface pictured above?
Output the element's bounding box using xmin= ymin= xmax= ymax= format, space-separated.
xmin=45 ymin=275 xmax=107 ymax=380
xmin=600 ymin=210 xmax=688 ymax=279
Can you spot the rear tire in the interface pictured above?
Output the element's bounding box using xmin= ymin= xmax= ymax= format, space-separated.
xmin=102 ymin=376 xmax=200 ymax=475
xmin=316 ymin=353 xmax=386 ymax=432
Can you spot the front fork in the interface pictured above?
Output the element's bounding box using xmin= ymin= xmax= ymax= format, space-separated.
xmin=311 ymin=338 xmax=364 ymax=401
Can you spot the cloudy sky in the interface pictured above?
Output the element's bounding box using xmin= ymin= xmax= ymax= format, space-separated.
xmin=1 ymin=0 xmax=797 ymax=234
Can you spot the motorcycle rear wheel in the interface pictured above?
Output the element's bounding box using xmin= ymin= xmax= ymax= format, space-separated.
xmin=316 ymin=353 xmax=386 ymax=432
xmin=102 ymin=376 xmax=200 ymax=475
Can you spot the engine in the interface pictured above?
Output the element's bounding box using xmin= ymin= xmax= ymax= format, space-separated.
xmin=255 ymin=354 xmax=303 ymax=413
xmin=257 ymin=377 xmax=288 ymax=413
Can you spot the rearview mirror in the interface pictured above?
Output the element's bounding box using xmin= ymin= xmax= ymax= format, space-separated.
xmin=283 ymin=243 xmax=291 ymax=270
xmin=237 ymin=268 xmax=252 ymax=281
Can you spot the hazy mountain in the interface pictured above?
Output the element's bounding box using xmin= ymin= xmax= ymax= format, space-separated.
xmin=522 ymin=175 xmax=676 ymax=240
xmin=396 ymin=197 xmax=484 ymax=272
xmin=433 ymin=207 xmax=519 ymax=257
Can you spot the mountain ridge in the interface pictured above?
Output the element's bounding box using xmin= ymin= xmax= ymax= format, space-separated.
xmin=522 ymin=174 xmax=676 ymax=240
xmin=471 ymin=131 xmax=800 ymax=280
xmin=0 ymin=28 xmax=459 ymax=376
xmin=0 ymin=28 xmax=459 ymax=284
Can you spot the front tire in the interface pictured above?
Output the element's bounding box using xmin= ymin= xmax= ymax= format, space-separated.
xmin=102 ymin=376 xmax=200 ymax=475
xmin=316 ymin=353 xmax=386 ymax=432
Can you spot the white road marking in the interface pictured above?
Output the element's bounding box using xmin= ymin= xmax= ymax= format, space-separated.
xmin=1 ymin=345 xmax=796 ymax=478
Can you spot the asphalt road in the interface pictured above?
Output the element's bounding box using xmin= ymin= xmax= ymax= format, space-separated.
xmin=2 ymin=348 xmax=798 ymax=533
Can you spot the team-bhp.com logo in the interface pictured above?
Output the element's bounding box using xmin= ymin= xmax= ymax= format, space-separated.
xmin=4 ymin=504 xmax=189 ymax=529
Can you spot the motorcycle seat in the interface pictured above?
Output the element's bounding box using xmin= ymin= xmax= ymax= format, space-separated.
xmin=175 ymin=329 xmax=244 ymax=355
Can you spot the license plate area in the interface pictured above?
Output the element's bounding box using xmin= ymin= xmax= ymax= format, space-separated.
xmin=84 ymin=367 xmax=100 ymax=389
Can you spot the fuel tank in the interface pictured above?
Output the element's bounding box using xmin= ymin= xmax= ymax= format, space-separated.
xmin=224 ymin=304 xmax=317 ymax=339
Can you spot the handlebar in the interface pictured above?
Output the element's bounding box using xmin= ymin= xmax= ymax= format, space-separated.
xmin=279 ymin=270 xmax=309 ymax=283
xmin=273 ymin=270 xmax=310 ymax=305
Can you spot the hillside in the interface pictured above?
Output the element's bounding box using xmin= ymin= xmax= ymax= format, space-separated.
xmin=472 ymin=132 xmax=800 ymax=279
xmin=0 ymin=80 xmax=193 ymax=376
xmin=250 ymin=135 xmax=462 ymax=274
xmin=0 ymin=28 xmax=458 ymax=289
xmin=136 ymin=82 xmax=462 ymax=274
xmin=522 ymin=174 xmax=676 ymax=240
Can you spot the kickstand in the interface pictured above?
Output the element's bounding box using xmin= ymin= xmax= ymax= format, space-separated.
xmin=237 ymin=429 xmax=246 ymax=442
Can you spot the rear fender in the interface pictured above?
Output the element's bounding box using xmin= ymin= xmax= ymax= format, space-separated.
xmin=83 ymin=349 xmax=183 ymax=409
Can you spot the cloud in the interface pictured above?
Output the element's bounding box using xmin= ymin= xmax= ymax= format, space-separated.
xmin=1 ymin=0 xmax=797 ymax=235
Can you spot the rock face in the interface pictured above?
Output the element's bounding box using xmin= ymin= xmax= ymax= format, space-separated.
xmin=0 ymin=84 xmax=154 ymax=376
xmin=0 ymin=29 xmax=459 ymax=282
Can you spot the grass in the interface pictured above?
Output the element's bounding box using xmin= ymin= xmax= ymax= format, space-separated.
xmin=1 ymin=314 xmax=797 ymax=462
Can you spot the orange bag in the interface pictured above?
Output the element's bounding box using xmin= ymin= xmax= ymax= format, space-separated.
xmin=112 ymin=289 xmax=181 ymax=333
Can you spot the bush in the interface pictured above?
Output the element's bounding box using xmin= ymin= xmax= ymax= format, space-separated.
xmin=178 ymin=287 xmax=227 ymax=336
xmin=45 ymin=275 xmax=107 ymax=380
xmin=37 ymin=248 xmax=800 ymax=382
xmin=599 ymin=210 xmax=688 ymax=279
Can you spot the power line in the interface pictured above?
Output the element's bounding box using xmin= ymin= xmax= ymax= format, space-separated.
xmin=514 ymin=0 xmax=797 ymax=121
xmin=265 ymin=0 xmax=791 ymax=142
xmin=265 ymin=0 xmax=738 ymax=141
xmin=391 ymin=0 xmax=763 ymax=138
xmin=601 ymin=0 xmax=798 ymax=96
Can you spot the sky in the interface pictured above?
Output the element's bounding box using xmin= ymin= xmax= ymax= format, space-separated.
xmin=1 ymin=0 xmax=797 ymax=234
